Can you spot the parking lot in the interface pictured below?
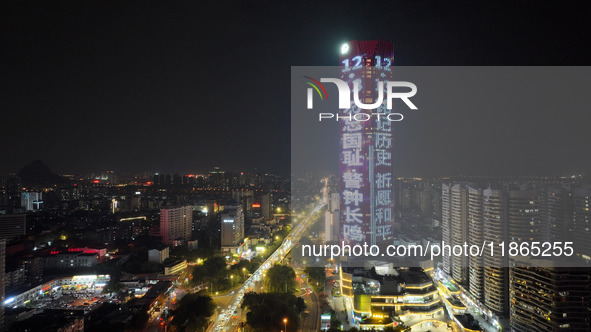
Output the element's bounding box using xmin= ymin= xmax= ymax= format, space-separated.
xmin=27 ymin=286 xmax=113 ymax=312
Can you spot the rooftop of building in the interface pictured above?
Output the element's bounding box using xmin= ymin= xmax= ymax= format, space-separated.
xmin=163 ymin=258 xmax=186 ymax=268
xmin=160 ymin=205 xmax=192 ymax=210
xmin=142 ymin=280 xmax=172 ymax=299
xmin=398 ymin=268 xmax=431 ymax=285
xmin=148 ymin=243 xmax=168 ymax=251
xmin=344 ymin=266 xmax=434 ymax=296
xmin=454 ymin=314 xmax=481 ymax=331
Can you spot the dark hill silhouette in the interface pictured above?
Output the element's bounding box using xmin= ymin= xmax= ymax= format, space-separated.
xmin=17 ymin=160 xmax=69 ymax=187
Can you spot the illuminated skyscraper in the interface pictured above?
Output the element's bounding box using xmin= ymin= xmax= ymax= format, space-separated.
xmin=339 ymin=40 xmax=395 ymax=247
xmin=160 ymin=206 xmax=192 ymax=246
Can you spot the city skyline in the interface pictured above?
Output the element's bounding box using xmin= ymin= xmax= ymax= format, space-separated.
xmin=3 ymin=1 xmax=591 ymax=331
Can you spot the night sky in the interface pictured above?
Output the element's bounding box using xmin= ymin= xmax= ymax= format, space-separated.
xmin=2 ymin=1 xmax=590 ymax=176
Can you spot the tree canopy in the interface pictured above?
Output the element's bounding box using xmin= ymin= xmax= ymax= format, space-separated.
xmin=304 ymin=266 xmax=325 ymax=292
xmin=241 ymin=292 xmax=306 ymax=332
xmin=171 ymin=291 xmax=216 ymax=332
xmin=266 ymin=264 xmax=297 ymax=293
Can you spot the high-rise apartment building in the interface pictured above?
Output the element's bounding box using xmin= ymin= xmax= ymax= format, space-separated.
xmin=572 ymin=187 xmax=591 ymax=259
xmin=507 ymin=187 xmax=545 ymax=243
xmin=261 ymin=194 xmax=272 ymax=220
xmin=444 ymin=185 xmax=509 ymax=316
xmin=0 ymin=214 xmax=27 ymax=241
xmin=510 ymin=259 xmax=591 ymax=331
xmin=451 ymin=184 xmax=469 ymax=284
xmin=232 ymin=190 xmax=254 ymax=218
xmin=160 ymin=206 xmax=192 ymax=245
xmin=482 ymin=188 xmax=509 ymax=317
xmin=221 ymin=205 xmax=245 ymax=248
xmin=445 ymin=182 xmax=591 ymax=326
xmin=20 ymin=192 xmax=42 ymax=211
xmin=442 ymin=184 xmax=452 ymax=275
xmin=468 ymin=186 xmax=484 ymax=301
xmin=545 ymin=187 xmax=572 ymax=244
xmin=441 ymin=183 xmax=469 ymax=284
xmin=468 ymin=185 xmax=544 ymax=317
xmin=325 ymin=193 xmax=340 ymax=243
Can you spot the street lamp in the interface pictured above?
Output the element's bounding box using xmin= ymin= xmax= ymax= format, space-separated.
xmin=242 ymin=267 xmax=247 ymax=279
xmin=230 ymin=275 xmax=234 ymax=289
xmin=283 ymin=318 xmax=287 ymax=332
